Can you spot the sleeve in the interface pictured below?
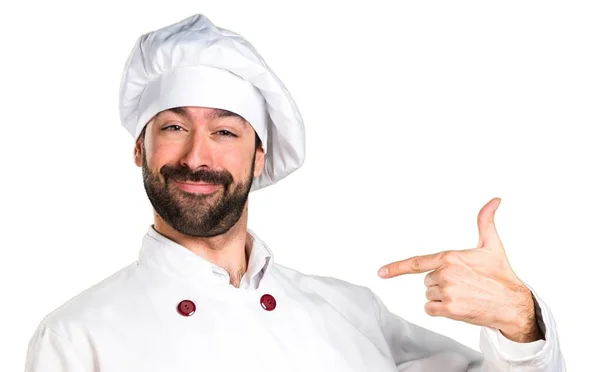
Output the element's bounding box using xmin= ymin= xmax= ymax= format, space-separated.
xmin=370 ymin=286 xmax=566 ymax=372
xmin=24 ymin=323 xmax=87 ymax=372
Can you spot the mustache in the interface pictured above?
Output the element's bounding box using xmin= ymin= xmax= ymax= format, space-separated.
xmin=160 ymin=165 xmax=233 ymax=186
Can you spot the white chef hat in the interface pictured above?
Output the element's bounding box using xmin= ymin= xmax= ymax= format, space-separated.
xmin=119 ymin=14 xmax=305 ymax=192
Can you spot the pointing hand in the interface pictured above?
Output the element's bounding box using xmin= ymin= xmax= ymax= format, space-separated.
xmin=377 ymin=198 xmax=543 ymax=343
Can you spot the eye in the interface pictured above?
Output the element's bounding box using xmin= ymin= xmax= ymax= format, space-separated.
xmin=162 ymin=125 xmax=185 ymax=132
xmin=216 ymin=130 xmax=237 ymax=137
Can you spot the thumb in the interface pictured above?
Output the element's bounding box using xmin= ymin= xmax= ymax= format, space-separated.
xmin=477 ymin=197 xmax=503 ymax=249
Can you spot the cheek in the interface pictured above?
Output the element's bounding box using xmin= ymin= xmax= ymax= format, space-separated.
xmin=218 ymin=149 xmax=249 ymax=177
xmin=144 ymin=143 xmax=178 ymax=171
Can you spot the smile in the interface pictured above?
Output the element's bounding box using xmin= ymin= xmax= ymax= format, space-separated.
xmin=172 ymin=180 xmax=221 ymax=194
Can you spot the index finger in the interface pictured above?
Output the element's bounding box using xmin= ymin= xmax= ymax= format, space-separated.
xmin=378 ymin=252 xmax=444 ymax=278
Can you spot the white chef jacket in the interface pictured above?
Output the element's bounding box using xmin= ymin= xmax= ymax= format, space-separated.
xmin=25 ymin=226 xmax=565 ymax=371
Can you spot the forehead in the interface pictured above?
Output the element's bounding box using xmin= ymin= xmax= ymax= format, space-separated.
xmin=158 ymin=107 xmax=246 ymax=123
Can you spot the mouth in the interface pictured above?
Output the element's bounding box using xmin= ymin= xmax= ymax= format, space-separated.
xmin=172 ymin=180 xmax=221 ymax=194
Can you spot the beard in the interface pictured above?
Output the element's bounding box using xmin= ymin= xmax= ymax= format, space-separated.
xmin=141 ymin=148 xmax=256 ymax=238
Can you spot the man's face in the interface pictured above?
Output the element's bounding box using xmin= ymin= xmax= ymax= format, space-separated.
xmin=134 ymin=106 xmax=265 ymax=238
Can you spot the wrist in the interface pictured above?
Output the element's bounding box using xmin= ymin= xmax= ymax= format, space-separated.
xmin=496 ymin=285 xmax=543 ymax=343
xmin=499 ymin=312 xmax=543 ymax=343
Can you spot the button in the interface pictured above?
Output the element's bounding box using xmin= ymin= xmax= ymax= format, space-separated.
xmin=177 ymin=300 xmax=196 ymax=316
xmin=260 ymin=294 xmax=276 ymax=311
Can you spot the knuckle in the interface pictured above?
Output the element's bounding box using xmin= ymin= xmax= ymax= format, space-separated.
xmin=424 ymin=272 xmax=434 ymax=286
xmin=425 ymin=287 xmax=435 ymax=300
xmin=424 ymin=302 xmax=431 ymax=315
xmin=424 ymin=302 xmax=438 ymax=316
xmin=409 ymin=258 xmax=421 ymax=272
xmin=436 ymin=269 xmax=451 ymax=286
xmin=441 ymin=251 xmax=460 ymax=265
xmin=440 ymin=286 xmax=453 ymax=300
xmin=477 ymin=213 xmax=488 ymax=226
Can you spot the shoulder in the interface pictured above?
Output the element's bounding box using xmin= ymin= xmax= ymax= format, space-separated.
xmin=26 ymin=262 xmax=148 ymax=369
xmin=39 ymin=262 xmax=143 ymax=332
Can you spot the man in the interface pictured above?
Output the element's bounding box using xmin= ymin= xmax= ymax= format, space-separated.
xmin=25 ymin=14 xmax=565 ymax=371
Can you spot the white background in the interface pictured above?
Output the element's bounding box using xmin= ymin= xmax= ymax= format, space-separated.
xmin=1 ymin=1 xmax=597 ymax=370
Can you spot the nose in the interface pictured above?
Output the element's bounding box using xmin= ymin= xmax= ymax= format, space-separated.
xmin=179 ymin=132 xmax=215 ymax=171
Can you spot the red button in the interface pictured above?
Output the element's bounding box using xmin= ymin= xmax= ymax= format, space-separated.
xmin=177 ymin=300 xmax=196 ymax=316
xmin=260 ymin=294 xmax=276 ymax=311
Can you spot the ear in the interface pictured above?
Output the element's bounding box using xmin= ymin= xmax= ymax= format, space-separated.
xmin=134 ymin=134 xmax=144 ymax=168
xmin=253 ymin=145 xmax=265 ymax=179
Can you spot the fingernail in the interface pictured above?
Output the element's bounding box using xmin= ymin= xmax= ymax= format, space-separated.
xmin=378 ymin=267 xmax=388 ymax=277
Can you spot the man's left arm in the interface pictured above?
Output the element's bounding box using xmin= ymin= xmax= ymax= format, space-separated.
xmin=377 ymin=198 xmax=566 ymax=371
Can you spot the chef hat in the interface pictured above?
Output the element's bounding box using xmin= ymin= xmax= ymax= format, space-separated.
xmin=119 ymin=14 xmax=305 ymax=192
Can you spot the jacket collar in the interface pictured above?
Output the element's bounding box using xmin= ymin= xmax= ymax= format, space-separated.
xmin=138 ymin=225 xmax=273 ymax=289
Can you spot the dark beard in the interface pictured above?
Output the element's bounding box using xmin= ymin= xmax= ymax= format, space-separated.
xmin=141 ymin=148 xmax=256 ymax=238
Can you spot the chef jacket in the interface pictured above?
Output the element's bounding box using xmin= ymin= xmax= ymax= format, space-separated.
xmin=25 ymin=225 xmax=566 ymax=371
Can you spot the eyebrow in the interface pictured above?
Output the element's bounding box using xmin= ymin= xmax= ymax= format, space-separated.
xmin=164 ymin=107 xmax=245 ymax=124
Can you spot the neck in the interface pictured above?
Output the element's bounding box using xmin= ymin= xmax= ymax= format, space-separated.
xmin=152 ymin=204 xmax=251 ymax=288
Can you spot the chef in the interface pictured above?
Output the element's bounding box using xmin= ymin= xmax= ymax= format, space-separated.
xmin=25 ymin=14 xmax=566 ymax=371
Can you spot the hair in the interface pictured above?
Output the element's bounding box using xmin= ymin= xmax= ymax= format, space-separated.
xmin=254 ymin=131 xmax=262 ymax=151
xmin=138 ymin=125 xmax=262 ymax=151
